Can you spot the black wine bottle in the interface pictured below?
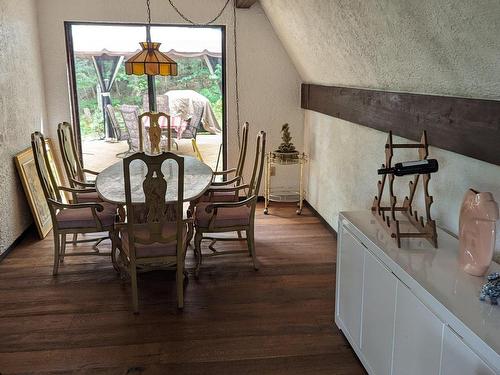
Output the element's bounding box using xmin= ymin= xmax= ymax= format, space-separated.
xmin=378 ymin=159 xmax=438 ymax=176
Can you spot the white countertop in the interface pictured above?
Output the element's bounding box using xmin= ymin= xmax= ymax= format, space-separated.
xmin=339 ymin=211 xmax=500 ymax=363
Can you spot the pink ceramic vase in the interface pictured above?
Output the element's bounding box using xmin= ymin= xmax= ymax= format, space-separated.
xmin=458 ymin=189 xmax=499 ymax=277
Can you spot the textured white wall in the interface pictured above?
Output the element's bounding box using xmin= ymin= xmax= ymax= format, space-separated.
xmin=0 ymin=0 xmax=46 ymax=254
xmin=261 ymin=0 xmax=500 ymax=238
xmin=36 ymin=0 xmax=303 ymax=190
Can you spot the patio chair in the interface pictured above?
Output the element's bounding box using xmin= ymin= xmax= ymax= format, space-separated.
xmin=193 ymin=130 xmax=266 ymax=276
xmin=31 ymin=131 xmax=118 ymax=275
xmin=171 ymin=106 xmax=204 ymax=157
xmin=143 ymin=93 xmax=169 ymax=114
xmin=115 ymin=152 xmax=189 ymax=312
xmin=57 ymin=122 xmax=100 ymax=204
xmin=105 ymin=104 xmax=131 ymax=158
xmin=119 ymin=104 xmax=141 ymax=153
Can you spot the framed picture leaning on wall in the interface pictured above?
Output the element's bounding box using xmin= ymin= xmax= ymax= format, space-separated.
xmin=14 ymin=138 xmax=66 ymax=239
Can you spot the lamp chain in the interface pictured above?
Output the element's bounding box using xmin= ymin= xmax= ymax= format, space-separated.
xmin=232 ymin=0 xmax=240 ymax=147
xmin=167 ymin=0 xmax=231 ymax=25
xmin=167 ymin=0 xmax=241 ymax=147
xmin=146 ymin=0 xmax=151 ymax=25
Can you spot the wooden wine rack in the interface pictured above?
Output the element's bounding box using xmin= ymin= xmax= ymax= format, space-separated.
xmin=371 ymin=131 xmax=438 ymax=248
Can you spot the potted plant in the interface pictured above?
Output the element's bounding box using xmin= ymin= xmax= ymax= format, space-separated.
xmin=274 ymin=123 xmax=299 ymax=161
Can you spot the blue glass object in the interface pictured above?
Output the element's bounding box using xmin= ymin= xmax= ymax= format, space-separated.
xmin=480 ymin=272 xmax=500 ymax=305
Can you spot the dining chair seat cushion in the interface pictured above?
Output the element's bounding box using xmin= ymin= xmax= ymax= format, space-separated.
xmin=120 ymin=222 xmax=187 ymax=258
xmin=195 ymin=202 xmax=251 ymax=229
xmin=200 ymin=190 xmax=239 ymax=203
xmin=76 ymin=191 xmax=102 ymax=203
xmin=56 ymin=202 xmax=117 ymax=229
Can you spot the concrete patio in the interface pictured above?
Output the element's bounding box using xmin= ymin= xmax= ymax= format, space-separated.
xmin=82 ymin=133 xmax=222 ymax=173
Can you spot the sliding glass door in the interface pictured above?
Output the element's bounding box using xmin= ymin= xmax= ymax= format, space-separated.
xmin=65 ymin=22 xmax=225 ymax=172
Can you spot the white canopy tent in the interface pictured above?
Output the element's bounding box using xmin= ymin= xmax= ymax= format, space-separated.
xmin=72 ymin=25 xmax=222 ymax=58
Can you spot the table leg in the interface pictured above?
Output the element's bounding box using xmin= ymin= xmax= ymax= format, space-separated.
xmin=186 ymin=200 xmax=196 ymax=248
xmin=118 ymin=204 xmax=126 ymax=221
xmin=264 ymin=154 xmax=270 ymax=214
xmin=186 ymin=199 xmax=199 ymax=274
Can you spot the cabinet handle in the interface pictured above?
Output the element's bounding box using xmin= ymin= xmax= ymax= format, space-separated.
xmin=447 ymin=324 xmax=464 ymax=341
xmin=392 ymin=271 xmax=411 ymax=290
xmin=342 ymin=225 xmax=360 ymax=241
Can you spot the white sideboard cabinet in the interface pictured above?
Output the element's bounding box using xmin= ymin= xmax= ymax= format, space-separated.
xmin=335 ymin=212 xmax=499 ymax=375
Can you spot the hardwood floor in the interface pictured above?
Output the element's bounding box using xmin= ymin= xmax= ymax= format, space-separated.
xmin=0 ymin=204 xmax=366 ymax=375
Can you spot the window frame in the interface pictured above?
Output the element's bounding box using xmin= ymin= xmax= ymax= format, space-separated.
xmin=64 ymin=21 xmax=227 ymax=171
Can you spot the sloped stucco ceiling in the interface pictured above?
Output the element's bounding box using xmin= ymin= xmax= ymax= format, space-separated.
xmin=260 ymin=0 xmax=500 ymax=237
xmin=260 ymin=0 xmax=500 ymax=99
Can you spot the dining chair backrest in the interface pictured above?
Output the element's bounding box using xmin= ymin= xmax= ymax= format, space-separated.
xmin=247 ymin=131 xmax=266 ymax=199
xmin=236 ymin=122 xmax=250 ymax=178
xmin=32 ymin=131 xmax=62 ymax=204
xmin=123 ymin=152 xmax=184 ymax=256
xmin=138 ymin=111 xmax=170 ymax=153
xmin=57 ymin=122 xmax=85 ymax=188
xmin=143 ymin=93 xmax=169 ymax=114
xmin=119 ymin=105 xmax=141 ymax=152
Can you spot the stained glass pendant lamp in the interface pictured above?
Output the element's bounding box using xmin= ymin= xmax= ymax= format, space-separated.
xmin=125 ymin=0 xmax=178 ymax=77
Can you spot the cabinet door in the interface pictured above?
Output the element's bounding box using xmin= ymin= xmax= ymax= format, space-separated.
xmin=361 ymin=249 xmax=398 ymax=375
xmin=441 ymin=326 xmax=495 ymax=375
xmin=392 ymin=281 xmax=443 ymax=375
xmin=336 ymin=226 xmax=365 ymax=348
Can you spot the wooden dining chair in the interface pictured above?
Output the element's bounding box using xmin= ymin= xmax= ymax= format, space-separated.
xmin=58 ymin=122 xmax=111 ymax=246
xmin=195 ymin=122 xmax=249 ymax=245
xmin=57 ymin=122 xmax=100 ymax=203
xmin=143 ymin=93 xmax=201 ymax=158
xmin=193 ymin=131 xmax=266 ymax=276
xmin=31 ymin=132 xmax=118 ymax=275
xmin=203 ymin=121 xmax=250 ymax=202
xmin=116 ymin=152 xmax=189 ymax=312
xmin=138 ymin=111 xmax=171 ymax=154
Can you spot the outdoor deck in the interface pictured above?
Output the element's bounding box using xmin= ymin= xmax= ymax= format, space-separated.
xmin=82 ymin=133 xmax=222 ymax=172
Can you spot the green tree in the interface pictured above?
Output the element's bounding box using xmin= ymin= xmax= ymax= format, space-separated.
xmin=75 ymin=55 xmax=223 ymax=139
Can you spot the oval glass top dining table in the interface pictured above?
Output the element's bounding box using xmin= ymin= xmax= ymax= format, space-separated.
xmin=96 ymin=155 xmax=213 ymax=204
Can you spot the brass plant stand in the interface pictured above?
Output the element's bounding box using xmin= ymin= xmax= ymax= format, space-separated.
xmin=264 ymin=152 xmax=307 ymax=215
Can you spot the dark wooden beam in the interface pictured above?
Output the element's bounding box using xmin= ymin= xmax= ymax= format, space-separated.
xmin=236 ymin=0 xmax=258 ymax=8
xmin=301 ymin=84 xmax=500 ymax=166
